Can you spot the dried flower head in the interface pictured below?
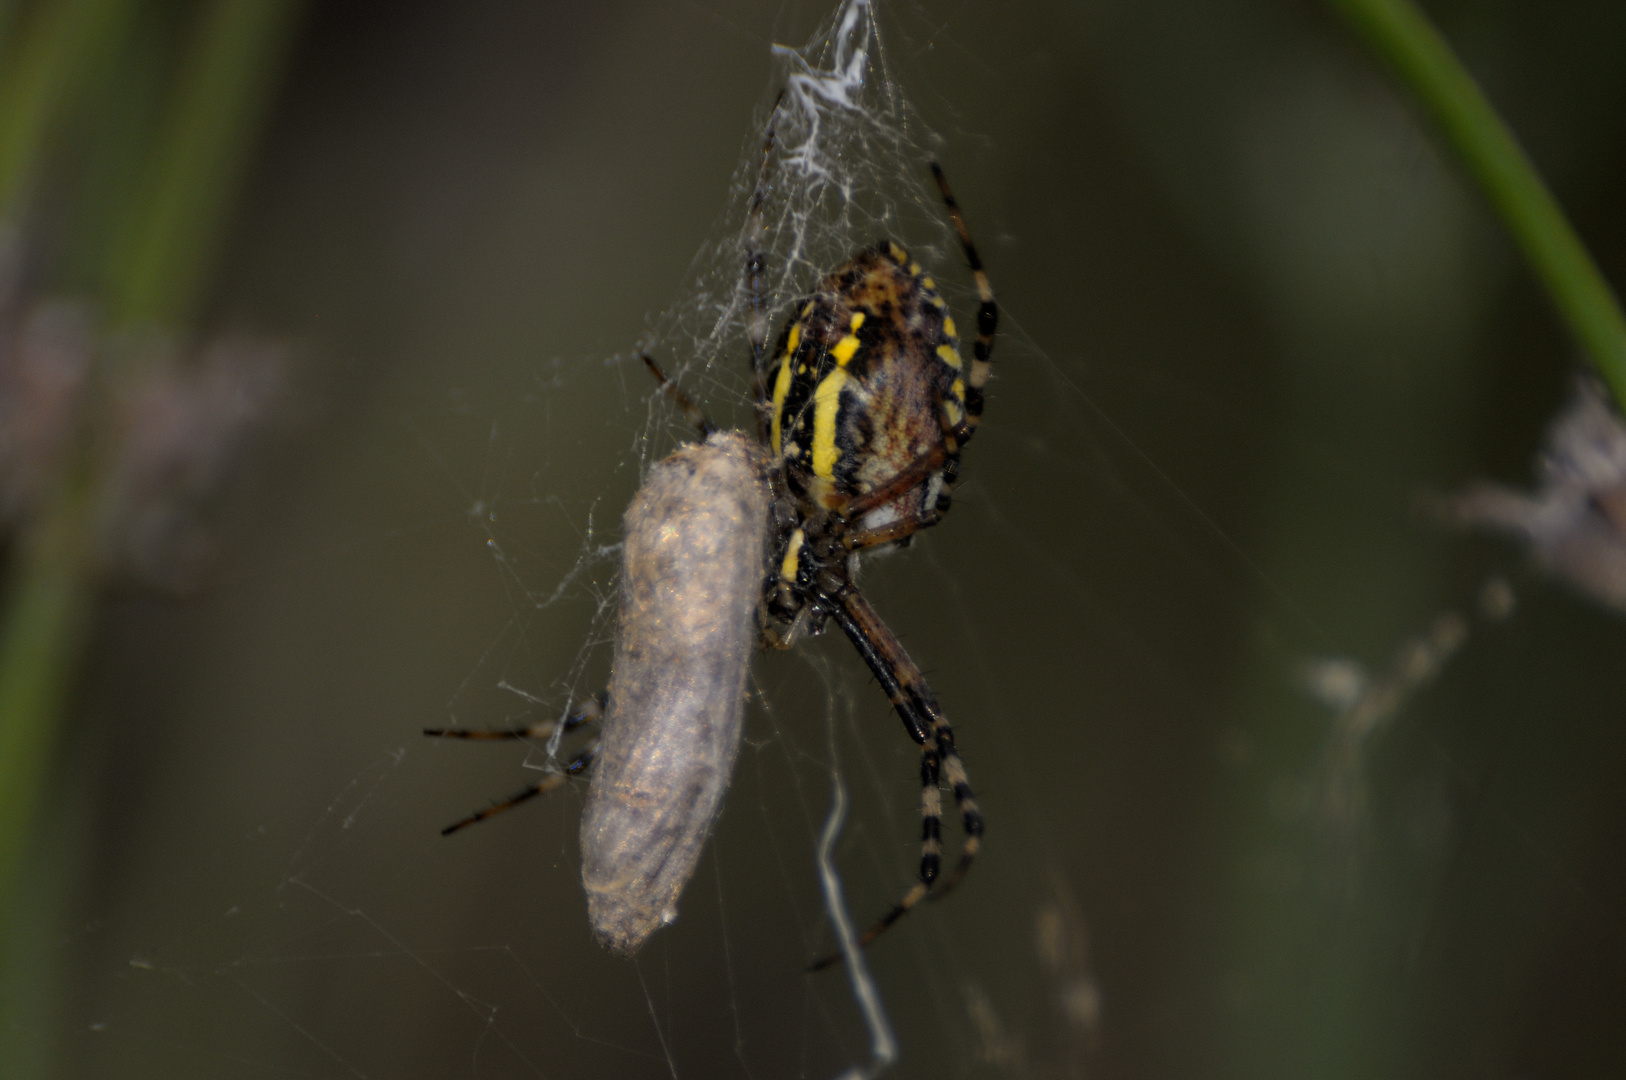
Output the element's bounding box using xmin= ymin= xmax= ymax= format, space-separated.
xmin=1448 ymin=376 xmax=1626 ymax=612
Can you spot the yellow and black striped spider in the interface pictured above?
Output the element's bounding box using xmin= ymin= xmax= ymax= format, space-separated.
xmin=737 ymin=104 xmax=999 ymax=965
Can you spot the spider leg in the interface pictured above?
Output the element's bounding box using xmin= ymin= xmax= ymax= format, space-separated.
xmin=761 ymin=599 xmax=818 ymax=651
xmin=930 ymin=162 xmax=997 ymax=444
xmin=944 ymin=455 xmax=968 ymax=517
xmin=807 ymin=587 xmax=983 ymax=970
xmin=439 ymin=741 xmax=598 ymax=836
xmin=840 ymin=444 xmax=949 ymax=521
xmin=423 ymin=696 xmax=603 ymax=741
xmin=832 ymin=443 xmax=953 ymax=551
xmin=840 ymin=515 xmax=934 ymax=553
xmin=838 ymin=589 xmax=983 ymax=882
xmin=428 ymin=697 xmax=604 ymax=835
xmin=746 ymin=92 xmax=786 ymax=444
xmin=641 ymin=353 xmax=716 ymax=437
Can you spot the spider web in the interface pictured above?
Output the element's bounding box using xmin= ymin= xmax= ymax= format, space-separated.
xmin=33 ymin=4 xmax=1098 ymax=1079
xmin=26 ymin=0 xmax=1626 ymax=1077
xmin=416 ymin=5 xmax=1030 ymax=1074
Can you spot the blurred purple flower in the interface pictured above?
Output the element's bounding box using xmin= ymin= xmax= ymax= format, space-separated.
xmin=104 ymin=333 xmax=286 ymax=588
xmin=0 ymin=300 xmax=95 ymax=522
xmin=0 ymin=253 xmax=287 ymax=590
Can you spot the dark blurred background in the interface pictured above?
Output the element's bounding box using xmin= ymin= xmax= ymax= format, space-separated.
xmin=3 ymin=0 xmax=1625 ymax=1076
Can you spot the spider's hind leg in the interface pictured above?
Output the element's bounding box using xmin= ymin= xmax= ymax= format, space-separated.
xmin=806 ymin=588 xmax=984 ymax=971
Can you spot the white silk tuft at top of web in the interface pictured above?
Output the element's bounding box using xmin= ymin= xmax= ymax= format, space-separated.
xmin=630 ymin=0 xmax=973 ymax=475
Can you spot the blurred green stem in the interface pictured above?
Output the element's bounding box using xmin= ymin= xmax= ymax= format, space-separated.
xmin=1328 ymin=0 xmax=1626 ymax=406
xmin=0 ymin=0 xmax=141 ymax=217
xmin=0 ymin=495 xmax=94 ymax=909
xmin=108 ymin=0 xmax=307 ymax=329
xmin=0 ymin=0 xmax=19 ymax=60
xmin=0 ymin=0 xmax=304 ymax=966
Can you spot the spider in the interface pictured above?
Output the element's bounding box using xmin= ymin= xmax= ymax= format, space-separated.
xmin=429 ymin=98 xmax=997 ymax=964
xmin=744 ymin=150 xmax=996 ymax=969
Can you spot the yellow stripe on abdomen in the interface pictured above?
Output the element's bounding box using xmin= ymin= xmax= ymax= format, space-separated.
xmin=831 ymin=334 xmax=861 ymax=366
xmin=770 ymin=323 xmax=801 ymax=454
xmin=810 ymin=368 xmax=850 ymax=479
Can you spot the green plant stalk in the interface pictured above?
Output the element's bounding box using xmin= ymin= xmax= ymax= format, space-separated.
xmin=0 ymin=491 xmax=95 ymax=910
xmin=0 ymin=0 xmax=21 ymax=61
xmin=0 ymin=0 xmax=141 ymax=217
xmin=108 ymin=0 xmax=307 ymax=329
xmin=1327 ymin=0 xmax=1626 ymax=406
xmin=0 ymin=0 xmax=304 ymax=948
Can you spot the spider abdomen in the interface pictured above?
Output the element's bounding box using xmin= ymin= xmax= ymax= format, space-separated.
xmin=768 ymin=242 xmax=967 ymax=527
xmin=579 ymin=431 xmax=770 ymax=954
